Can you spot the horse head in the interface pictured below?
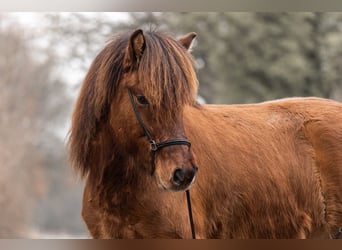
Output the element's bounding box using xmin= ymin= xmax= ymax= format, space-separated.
xmin=117 ymin=30 xmax=199 ymax=191
xmin=69 ymin=30 xmax=199 ymax=192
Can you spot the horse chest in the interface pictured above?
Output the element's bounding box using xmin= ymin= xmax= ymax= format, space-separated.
xmin=98 ymin=213 xmax=143 ymax=238
xmin=83 ymin=195 xmax=146 ymax=238
xmin=96 ymin=202 xmax=186 ymax=238
xmin=88 ymin=187 xmax=181 ymax=238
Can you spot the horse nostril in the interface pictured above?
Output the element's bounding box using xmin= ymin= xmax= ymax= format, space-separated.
xmin=172 ymin=168 xmax=185 ymax=186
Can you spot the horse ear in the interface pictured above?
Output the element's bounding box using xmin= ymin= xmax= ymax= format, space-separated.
xmin=126 ymin=29 xmax=146 ymax=65
xmin=178 ymin=32 xmax=197 ymax=51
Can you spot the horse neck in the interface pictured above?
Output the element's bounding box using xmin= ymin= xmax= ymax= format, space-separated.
xmin=184 ymin=105 xmax=227 ymax=143
xmin=183 ymin=104 xmax=234 ymax=173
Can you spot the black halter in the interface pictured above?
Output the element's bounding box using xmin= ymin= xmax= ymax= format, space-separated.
xmin=127 ymin=88 xmax=192 ymax=175
xmin=127 ymin=88 xmax=196 ymax=239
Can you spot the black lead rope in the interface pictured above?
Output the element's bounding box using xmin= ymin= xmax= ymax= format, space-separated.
xmin=127 ymin=88 xmax=196 ymax=239
xmin=186 ymin=189 xmax=196 ymax=239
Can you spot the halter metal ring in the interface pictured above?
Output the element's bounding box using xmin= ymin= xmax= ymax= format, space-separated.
xmin=150 ymin=140 xmax=158 ymax=151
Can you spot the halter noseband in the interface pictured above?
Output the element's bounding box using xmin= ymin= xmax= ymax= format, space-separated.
xmin=127 ymin=88 xmax=196 ymax=239
xmin=127 ymin=88 xmax=191 ymax=175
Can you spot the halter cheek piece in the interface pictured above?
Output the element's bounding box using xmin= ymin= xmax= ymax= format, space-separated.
xmin=127 ymin=88 xmax=196 ymax=239
xmin=127 ymin=88 xmax=191 ymax=175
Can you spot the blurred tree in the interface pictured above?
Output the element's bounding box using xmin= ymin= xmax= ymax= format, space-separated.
xmin=320 ymin=12 xmax=342 ymax=101
xmin=42 ymin=12 xmax=342 ymax=104
xmin=0 ymin=14 xmax=73 ymax=237
xmin=42 ymin=13 xmax=120 ymax=77
xmin=0 ymin=18 xmax=45 ymax=237
xmin=112 ymin=12 xmax=342 ymax=104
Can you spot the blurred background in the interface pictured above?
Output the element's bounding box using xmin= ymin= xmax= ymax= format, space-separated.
xmin=1 ymin=12 xmax=342 ymax=238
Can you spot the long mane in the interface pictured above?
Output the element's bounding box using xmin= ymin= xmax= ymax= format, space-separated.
xmin=68 ymin=31 xmax=199 ymax=178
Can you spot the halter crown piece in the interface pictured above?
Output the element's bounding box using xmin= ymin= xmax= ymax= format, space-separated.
xmin=127 ymin=88 xmax=196 ymax=239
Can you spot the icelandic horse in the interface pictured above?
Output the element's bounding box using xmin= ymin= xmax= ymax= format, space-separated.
xmin=68 ymin=29 xmax=342 ymax=238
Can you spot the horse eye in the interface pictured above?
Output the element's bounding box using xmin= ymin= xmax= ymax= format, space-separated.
xmin=136 ymin=95 xmax=149 ymax=105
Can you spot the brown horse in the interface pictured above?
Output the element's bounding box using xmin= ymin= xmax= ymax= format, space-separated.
xmin=68 ymin=29 xmax=342 ymax=239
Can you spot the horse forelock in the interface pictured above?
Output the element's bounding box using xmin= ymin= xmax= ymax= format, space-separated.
xmin=68 ymin=33 xmax=129 ymax=178
xmin=137 ymin=32 xmax=199 ymax=124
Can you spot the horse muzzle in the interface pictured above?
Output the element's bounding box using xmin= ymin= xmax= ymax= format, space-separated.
xmin=171 ymin=165 xmax=198 ymax=189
